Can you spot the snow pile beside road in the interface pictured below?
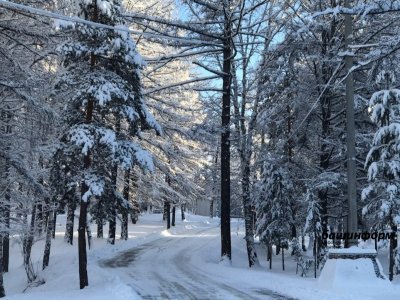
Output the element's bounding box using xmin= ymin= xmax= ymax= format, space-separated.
xmin=5 ymin=278 xmax=140 ymax=300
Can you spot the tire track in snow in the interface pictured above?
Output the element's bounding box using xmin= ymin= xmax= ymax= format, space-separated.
xmin=99 ymin=225 xmax=294 ymax=299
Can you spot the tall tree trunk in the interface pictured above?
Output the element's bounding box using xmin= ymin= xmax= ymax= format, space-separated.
xmin=78 ymin=199 xmax=88 ymax=289
xmin=2 ymin=188 xmax=10 ymax=273
xmin=181 ymin=205 xmax=185 ymax=221
xmin=97 ymin=220 xmax=103 ymax=238
xmin=52 ymin=210 xmax=57 ymax=239
xmin=109 ymin=118 xmax=120 ymax=245
xmin=130 ymin=171 xmax=139 ymax=225
xmin=344 ymin=0 xmax=358 ymax=247
xmin=43 ymin=209 xmax=54 ymax=270
xmin=121 ymin=213 xmax=128 ymax=240
xmin=166 ymin=202 xmax=171 ymax=229
xmin=108 ymin=213 xmax=116 ymax=245
xmin=171 ymin=206 xmax=176 ymax=226
xmin=78 ymin=0 xmax=99 ymax=289
xmin=121 ymin=170 xmax=130 ymax=240
xmin=318 ymin=80 xmax=331 ymax=248
xmin=317 ymin=18 xmax=337 ymax=248
xmin=220 ymin=1 xmax=233 ymax=261
xmin=242 ymin=163 xmax=259 ymax=267
xmin=65 ymin=201 xmax=76 ymax=245
xmin=0 ymin=235 xmax=5 ymax=298
xmin=268 ymin=243 xmax=272 ymax=269
xmin=210 ymin=148 xmax=219 ymax=219
xmin=389 ymin=222 xmax=397 ymax=281
xmin=2 ymin=106 xmax=12 ymax=274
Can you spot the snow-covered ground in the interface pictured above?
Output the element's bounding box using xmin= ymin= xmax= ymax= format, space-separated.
xmin=3 ymin=212 xmax=400 ymax=299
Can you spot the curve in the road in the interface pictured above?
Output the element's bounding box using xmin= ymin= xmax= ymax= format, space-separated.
xmin=99 ymin=226 xmax=296 ymax=300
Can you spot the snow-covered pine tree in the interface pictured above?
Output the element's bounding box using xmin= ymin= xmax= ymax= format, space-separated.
xmin=254 ymin=160 xmax=294 ymax=269
xmin=303 ymin=188 xmax=323 ymax=278
xmin=53 ymin=0 xmax=160 ymax=289
xmin=363 ymin=69 xmax=400 ymax=281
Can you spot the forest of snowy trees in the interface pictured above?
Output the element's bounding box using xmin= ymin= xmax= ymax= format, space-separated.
xmin=1 ymin=0 xmax=400 ymax=298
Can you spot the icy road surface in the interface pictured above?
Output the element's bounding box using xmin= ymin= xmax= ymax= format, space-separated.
xmin=99 ymin=225 xmax=295 ymax=300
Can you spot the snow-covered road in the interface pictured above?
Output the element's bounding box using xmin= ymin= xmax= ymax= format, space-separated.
xmin=99 ymin=225 xmax=294 ymax=300
xmin=5 ymin=213 xmax=400 ymax=300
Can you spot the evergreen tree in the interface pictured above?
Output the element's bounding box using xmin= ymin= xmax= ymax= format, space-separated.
xmin=303 ymin=188 xmax=323 ymax=277
xmin=363 ymin=69 xmax=400 ymax=281
xmin=53 ymin=0 xmax=160 ymax=288
xmin=254 ymin=160 xmax=294 ymax=268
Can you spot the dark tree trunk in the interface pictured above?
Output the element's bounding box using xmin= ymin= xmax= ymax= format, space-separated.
xmin=164 ymin=169 xmax=172 ymax=229
xmin=171 ymin=206 xmax=176 ymax=226
xmin=242 ymin=164 xmax=258 ymax=267
xmin=109 ymin=118 xmax=120 ymax=245
xmin=43 ymin=209 xmax=54 ymax=270
xmin=317 ymin=23 xmax=337 ymax=248
xmin=220 ymin=3 xmax=233 ymax=261
xmin=0 ymin=236 xmax=5 ymax=298
xmin=37 ymin=157 xmax=48 ymax=237
xmin=108 ymin=214 xmax=116 ymax=245
xmin=78 ymin=200 xmax=88 ymax=289
xmin=276 ymin=244 xmax=280 ymax=255
xmin=130 ymin=172 xmax=139 ymax=225
xmin=181 ymin=205 xmax=185 ymax=221
xmin=210 ymin=148 xmax=219 ymax=219
xmin=268 ymin=243 xmax=272 ymax=269
xmin=166 ymin=202 xmax=171 ymax=229
xmin=121 ymin=170 xmax=130 ymax=240
xmin=65 ymin=201 xmax=76 ymax=245
xmin=97 ymin=220 xmax=103 ymax=238
xmin=291 ymin=225 xmax=297 ymax=239
xmin=282 ymin=247 xmax=285 ymax=271
xmin=78 ymin=1 xmax=98 ymax=288
xmin=314 ymin=238 xmax=318 ymax=278
xmin=2 ymin=189 xmax=10 ymax=273
xmin=121 ymin=213 xmax=128 ymax=240
xmin=52 ymin=210 xmax=57 ymax=239
xmin=389 ymin=223 xmax=397 ymax=281
xmin=2 ymin=109 xmax=11 ymax=274
xmin=108 ymin=164 xmax=118 ymax=245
